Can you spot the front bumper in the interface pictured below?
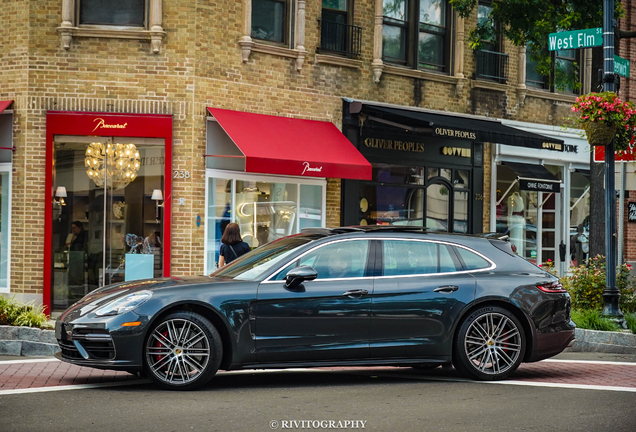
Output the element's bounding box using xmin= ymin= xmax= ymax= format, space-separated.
xmin=55 ymin=316 xmax=146 ymax=372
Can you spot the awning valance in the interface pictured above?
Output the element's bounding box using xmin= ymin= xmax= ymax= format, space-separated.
xmin=206 ymin=108 xmax=372 ymax=180
xmin=354 ymin=104 xmax=564 ymax=151
xmin=503 ymin=161 xmax=561 ymax=193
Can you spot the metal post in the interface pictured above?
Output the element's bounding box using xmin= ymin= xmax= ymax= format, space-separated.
xmin=602 ymin=0 xmax=623 ymax=320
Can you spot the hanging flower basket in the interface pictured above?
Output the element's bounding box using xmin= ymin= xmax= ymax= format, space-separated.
xmin=582 ymin=121 xmax=617 ymax=146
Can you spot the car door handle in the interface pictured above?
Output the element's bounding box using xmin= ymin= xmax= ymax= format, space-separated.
xmin=433 ymin=285 xmax=459 ymax=293
xmin=342 ymin=289 xmax=369 ymax=297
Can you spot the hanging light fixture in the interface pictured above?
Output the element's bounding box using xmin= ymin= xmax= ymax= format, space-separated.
xmin=85 ymin=142 xmax=141 ymax=189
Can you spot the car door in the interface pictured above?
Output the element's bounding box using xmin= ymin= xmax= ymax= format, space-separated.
xmin=253 ymin=239 xmax=374 ymax=363
xmin=369 ymin=239 xmax=477 ymax=359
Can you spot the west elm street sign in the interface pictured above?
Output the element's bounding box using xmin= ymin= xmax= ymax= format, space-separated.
xmin=548 ymin=27 xmax=603 ymax=51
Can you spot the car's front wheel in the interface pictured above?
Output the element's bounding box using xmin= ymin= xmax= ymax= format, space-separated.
xmin=453 ymin=306 xmax=525 ymax=381
xmin=144 ymin=311 xmax=222 ymax=390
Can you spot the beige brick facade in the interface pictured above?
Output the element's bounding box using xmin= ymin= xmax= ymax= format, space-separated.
xmin=0 ymin=1 xmax=587 ymax=307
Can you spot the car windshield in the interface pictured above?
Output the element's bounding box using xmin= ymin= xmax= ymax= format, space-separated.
xmin=211 ymin=234 xmax=321 ymax=281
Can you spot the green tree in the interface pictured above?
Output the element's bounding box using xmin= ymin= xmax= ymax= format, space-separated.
xmin=450 ymin=0 xmax=627 ymax=259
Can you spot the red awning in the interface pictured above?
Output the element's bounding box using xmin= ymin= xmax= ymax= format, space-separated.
xmin=206 ymin=107 xmax=371 ymax=180
xmin=0 ymin=100 xmax=13 ymax=114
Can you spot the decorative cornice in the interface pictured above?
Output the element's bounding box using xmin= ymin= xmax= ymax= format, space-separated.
xmin=251 ymin=42 xmax=299 ymax=59
xmin=56 ymin=27 xmax=166 ymax=53
xmin=525 ymin=89 xmax=577 ymax=104
xmin=383 ymin=66 xmax=460 ymax=86
xmin=471 ymin=80 xmax=510 ymax=93
xmin=314 ymin=54 xmax=363 ymax=70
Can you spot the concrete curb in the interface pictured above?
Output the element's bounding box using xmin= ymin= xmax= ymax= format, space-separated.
xmin=565 ymin=328 xmax=636 ymax=355
xmin=0 ymin=325 xmax=59 ymax=357
xmin=1 ymin=325 xmax=635 ymax=357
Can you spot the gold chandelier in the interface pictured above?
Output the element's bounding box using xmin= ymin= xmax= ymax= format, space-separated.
xmin=85 ymin=142 xmax=141 ymax=189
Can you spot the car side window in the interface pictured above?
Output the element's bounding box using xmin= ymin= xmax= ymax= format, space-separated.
xmin=383 ymin=240 xmax=458 ymax=276
xmin=455 ymin=247 xmax=491 ymax=270
xmin=273 ymin=240 xmax=370 ymax=280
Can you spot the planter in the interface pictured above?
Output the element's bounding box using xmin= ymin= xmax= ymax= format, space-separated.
xmin=583 ymin=121 xmax=617 ymax=146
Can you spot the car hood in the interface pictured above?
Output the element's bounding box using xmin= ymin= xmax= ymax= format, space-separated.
xmin=58 ymin=275 xmax=232 ymax=321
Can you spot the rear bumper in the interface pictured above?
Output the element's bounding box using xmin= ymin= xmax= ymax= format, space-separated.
xmin=527 ymin=328 xmax=576 ymax=362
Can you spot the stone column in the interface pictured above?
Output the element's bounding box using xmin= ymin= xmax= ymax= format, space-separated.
xmin=454 ymin=11 xmax=466 ymax=96
xmin=149 ymin=0 xmax=165 ymax=54
xmin=295 ymin=0 xmax=307 ymax=71
xmin=239 ymin=0 xmax=255 ymax=62
xmin=59 ymin=0 xmax=74 ymax=50
xmin=517 ymin=46 xmax=527 ymax=105
xmin=372 ymin=0 xmax=385 ymax=83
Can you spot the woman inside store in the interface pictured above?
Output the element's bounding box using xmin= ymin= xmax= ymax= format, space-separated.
xmin=218 ymin=223 xmax=251 ymax=267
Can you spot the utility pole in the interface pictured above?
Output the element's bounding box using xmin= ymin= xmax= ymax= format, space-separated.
xmin=602 ymin=0 xmax=623 ymax=321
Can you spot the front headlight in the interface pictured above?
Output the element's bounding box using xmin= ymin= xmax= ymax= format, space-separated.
xmin=94 ymin=290 xmax=153 ymax=317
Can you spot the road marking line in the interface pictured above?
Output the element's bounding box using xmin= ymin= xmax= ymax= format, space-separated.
xmin=0 ymin=379 xmax=151 ymax=395
xmin=0 ymin=358 xmax=59 ymax=365
xmin=542 ymin=359 xmax=636 ymax=366
xmin=485 ymin=380 xmax=636 ymax=392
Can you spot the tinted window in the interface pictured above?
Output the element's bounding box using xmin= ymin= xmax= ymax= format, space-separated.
xmin=274 ymin=240 xmax=370 ymax=280
xmin=455 ymin=247 xmax=490 ymax=270
xmin=383 ymin=240 xmax=457 ymax=276
xmin=79 ymin=0 xmax=145 ymax=26
xmin=213 ymin=235 xmax=320 ymax=281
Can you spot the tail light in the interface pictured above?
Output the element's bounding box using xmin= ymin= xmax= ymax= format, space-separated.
xmin=537 ymin=281 xmax=567 ymax=293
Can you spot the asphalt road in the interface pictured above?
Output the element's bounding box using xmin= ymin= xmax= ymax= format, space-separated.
xmin=1 ymin=353 xmax=635 ymax=432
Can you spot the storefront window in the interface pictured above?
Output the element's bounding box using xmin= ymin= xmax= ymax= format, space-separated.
xmin=51 ymin=136 xmax=165 ymax=311
xmin=0 ymin=169 xmax=10 ymax=290
xmin=205 ymin=173 xmax=325 ymax=274
xmin=570 ymin=170 xmax=590 ymax=265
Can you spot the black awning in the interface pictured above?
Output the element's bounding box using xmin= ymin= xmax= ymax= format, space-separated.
xmin=575 ymin=168 xmax=591 ymax=180
xmin=503 ymin=161 xmax=561 ymax=193
xmin=363 ymin=106 xmax=564 ymax=151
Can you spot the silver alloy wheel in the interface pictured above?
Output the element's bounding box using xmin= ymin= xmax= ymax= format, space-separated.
xmin=463 ymin=312 xmax=522 ymax=375
xmin=145 ymin=318 xmax=211 ymax=385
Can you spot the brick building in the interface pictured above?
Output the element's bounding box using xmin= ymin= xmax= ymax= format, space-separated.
xmin=0 ymin=0 xmax=617 ymax=315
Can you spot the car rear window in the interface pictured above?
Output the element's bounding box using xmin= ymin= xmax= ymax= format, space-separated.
xmin=383 ymin=240 xmax=459 ymax=276
xmin=455 ymin=247 xmax=491 ymax=270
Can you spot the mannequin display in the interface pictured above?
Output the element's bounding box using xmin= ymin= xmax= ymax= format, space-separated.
xmin=507 ymin=192 xmax=525 ymax=255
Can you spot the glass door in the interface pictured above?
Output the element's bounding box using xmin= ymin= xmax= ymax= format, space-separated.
xmin=51 ymin=135 xmax=165 ymax=312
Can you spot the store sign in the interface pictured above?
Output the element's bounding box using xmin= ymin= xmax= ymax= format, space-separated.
xmin=519 ymin=179 xmax=560 ymax=193
xmin=363 ymin=138 xmax=425 ymax=153
xmin=433 ymin=127 xmax=476 ymax=140
xmin=301 ymin=162 xmax=323 ymax=175
xmin=441 ymin=146 xmax=471 ymax=158
xmin=628 ymin=202 xmax=636 ymax=222
xmin=91 ymin=117 xmax=128 ymax=132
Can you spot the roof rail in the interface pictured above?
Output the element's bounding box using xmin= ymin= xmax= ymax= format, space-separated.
xmin=301 ymin=226 xmax=429 ymax=235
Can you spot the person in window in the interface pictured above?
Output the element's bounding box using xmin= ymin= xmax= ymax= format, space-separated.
xmin=66 ymin=221 xmax=87 ymax=252
xmin=218 ymin=223 xmax=251 ymax=267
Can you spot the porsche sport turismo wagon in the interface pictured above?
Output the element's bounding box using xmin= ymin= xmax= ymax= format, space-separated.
xmin=55 ymin=226 xmax=575 ymax=390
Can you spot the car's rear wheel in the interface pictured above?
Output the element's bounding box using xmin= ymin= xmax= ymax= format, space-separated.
xmin=453 ymin=306 xmax=525 ymax=381
xmin=144 ymin=311 xmax=222 ymax=390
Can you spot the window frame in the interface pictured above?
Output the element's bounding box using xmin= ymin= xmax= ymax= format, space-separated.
xmin=525 ymin=46 xmax=581 ymax=94
xmin=75 ymin=0 xmax=148 ymax=29
xmin=58 ymin=0 xmax=165 ymax=53
xmin=381 ymin=0 xmax=451 ymax=73
xmin=320 ymin=0 xmax=361 ymax=58
xmin=251 ymin=0 xmax=292 ymax=46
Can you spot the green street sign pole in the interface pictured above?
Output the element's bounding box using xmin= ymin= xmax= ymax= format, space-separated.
xmin=548 ymin=27 xmax=603 ymax=51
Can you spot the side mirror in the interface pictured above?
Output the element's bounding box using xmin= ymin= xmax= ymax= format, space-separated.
xmin=285 ymin=265 xmax=318 ymax=290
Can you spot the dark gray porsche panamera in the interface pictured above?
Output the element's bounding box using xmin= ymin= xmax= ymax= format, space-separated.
xmin=55 ymin=226 xmax=575 ymax=390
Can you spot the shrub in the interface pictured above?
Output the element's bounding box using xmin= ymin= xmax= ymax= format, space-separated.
xmin=571 ymin=309 xmax=621 ymax=332
xmin=562 ymin=255 xmax=636 ymax=313
xmin=0 ymin=295 xmax=51 ymax=329
xmin=624 ymin=313 xmax=636 ymax=334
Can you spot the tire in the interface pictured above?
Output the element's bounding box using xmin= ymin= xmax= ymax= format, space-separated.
xmin=452 ymin=306 xmax=526 ymax=381
xmin=144 ymin=311 xmax=222 ymax=390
